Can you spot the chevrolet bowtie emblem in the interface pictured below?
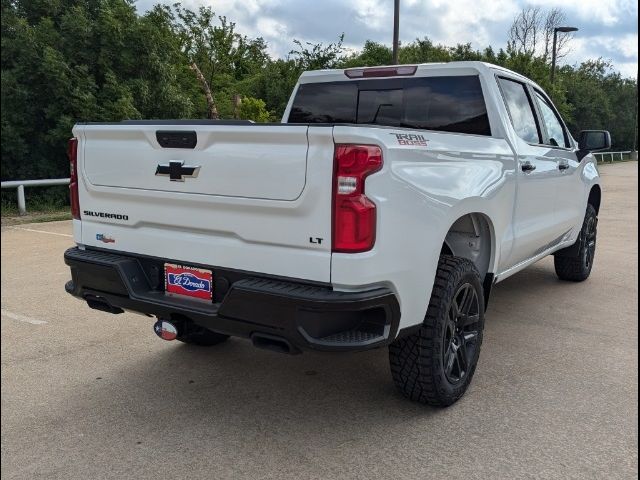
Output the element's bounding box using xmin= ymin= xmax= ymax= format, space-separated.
xmin=155 ymin=160 xmax=201 ymax=182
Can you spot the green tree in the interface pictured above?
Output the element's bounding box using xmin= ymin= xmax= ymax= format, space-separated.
xmin=238 ymin=96 xmax=271 ymax=123
xmin=289 ymin=35 xmax=345 ymax=70
xmin=341 ymin=40 xmax=392 ymax=67
xmin=1 ymin=0 xmax=197 ymax=189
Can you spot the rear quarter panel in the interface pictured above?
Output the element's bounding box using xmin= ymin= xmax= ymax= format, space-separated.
xmin=331 ymin=126 xmax=516 ymax=330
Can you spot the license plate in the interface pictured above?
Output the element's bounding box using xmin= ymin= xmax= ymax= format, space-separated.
xmin=164 ymin=263 xmax=213 ymax=300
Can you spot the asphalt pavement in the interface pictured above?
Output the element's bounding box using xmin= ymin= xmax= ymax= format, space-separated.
xmin=1 ymin=161 xmax=637 ymax=480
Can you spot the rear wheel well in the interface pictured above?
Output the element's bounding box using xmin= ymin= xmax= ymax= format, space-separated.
xmin=588 ymin=185 xmax=601 ymax=214
xmin=440 ymin=243 xmax=453 ymax=256
xmin=442 ymin=213 xmax=493 ymax=282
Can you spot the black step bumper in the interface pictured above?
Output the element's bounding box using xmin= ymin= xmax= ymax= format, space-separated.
xmin=64 ymin=247 xmax=400 ymax=352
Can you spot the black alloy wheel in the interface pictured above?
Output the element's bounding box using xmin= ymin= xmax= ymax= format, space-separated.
xmin=555 ymin=204 xmax=598 ymax=282
xmin=583 ymin=215 xmax=597 ymax=271
xmin=442 ymin=283 xmax=481 ymax=384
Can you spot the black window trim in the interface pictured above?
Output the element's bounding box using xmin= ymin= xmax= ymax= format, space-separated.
xmin=495 ymin=75 xmax=544 ymax=147
xmin=529 ymin=86 xmax=574 ymax=151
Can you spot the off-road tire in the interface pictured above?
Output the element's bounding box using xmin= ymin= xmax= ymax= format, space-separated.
xmin=389 ymin=255 xmax=485 ymax=407
xmin=554 ymin=204 xmax=598 ymax=282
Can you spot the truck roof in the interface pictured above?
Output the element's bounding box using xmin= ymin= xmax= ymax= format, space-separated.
xmin=298 ymin=61 xmax=533 ymax=86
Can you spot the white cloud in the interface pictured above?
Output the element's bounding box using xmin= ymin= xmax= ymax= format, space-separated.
xmin=617 ymin=62 xmax=639 ymax=78
xmin=351 ymin=0 xmax=389 ymax=31
xmin=527 ymin=0 xmax=636 ymax=26
xmin=614 ymin=34 xmax=640 ymax=58
xmin=410 ymin=0 xmax=520 ymax=47
xmin=136 ymin=0 xmax=638 ymax=77
xmin=565 ymin=33 xmax=639 ymax=78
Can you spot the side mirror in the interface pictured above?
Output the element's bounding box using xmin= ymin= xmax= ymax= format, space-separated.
xmin=578 ymin=130 xmax=611 ymax=152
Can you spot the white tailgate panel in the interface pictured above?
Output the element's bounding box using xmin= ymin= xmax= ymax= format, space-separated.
xmin=82 ymin=125 xmax=308 ymax=201
xmin=75 ymin=125 xmax=335 ymax=283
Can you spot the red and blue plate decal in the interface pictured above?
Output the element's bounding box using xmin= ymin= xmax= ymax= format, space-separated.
xmin=165 ymin=263 xmax=213 ymax=300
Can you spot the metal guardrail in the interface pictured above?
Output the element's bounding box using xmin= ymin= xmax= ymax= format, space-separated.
xmin=1 ymin=178 xmax=70 ymax=215
xmin=593 ymin=151 xmax=634 ymax=163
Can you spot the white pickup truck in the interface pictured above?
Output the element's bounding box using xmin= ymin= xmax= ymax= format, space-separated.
xmin=64 ymin=61 xmax=610 ymax=406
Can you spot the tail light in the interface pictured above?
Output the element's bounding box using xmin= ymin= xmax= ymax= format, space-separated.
xmin=332 ymin=145 xmax=383 ymax=253
xmin=68 ymin=137 xmax=80 ymax=220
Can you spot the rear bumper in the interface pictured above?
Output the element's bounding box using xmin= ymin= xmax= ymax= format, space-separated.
xmin=64 ymin=247 xmax=400 ymax=352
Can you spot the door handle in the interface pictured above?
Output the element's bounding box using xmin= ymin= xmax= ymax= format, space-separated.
xmin=521 ymin=161 xmax=536 ymax=172
xmin=558 ymin=162 xmax=570 ymax=171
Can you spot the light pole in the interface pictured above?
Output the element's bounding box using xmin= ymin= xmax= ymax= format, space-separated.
xmin=551 ymin=26 xmax=578 ymax=84
xmin=392 ymin=0 xmax=400 ymax=64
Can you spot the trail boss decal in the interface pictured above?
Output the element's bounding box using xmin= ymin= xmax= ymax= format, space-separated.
xmin=165 ymin=263 xmax=213 ymax=300
xmin=392 ymin=133 xmax=428 ymax=146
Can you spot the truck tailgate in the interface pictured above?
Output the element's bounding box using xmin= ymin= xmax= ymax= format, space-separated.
xmin=73 ymin=123 xmax=334 ymax=283
xmin=83 ymin=124 xmax=308 ymax=200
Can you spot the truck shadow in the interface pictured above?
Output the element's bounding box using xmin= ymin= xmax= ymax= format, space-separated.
xmin=63 ymin=336 xmax=442 ymax=451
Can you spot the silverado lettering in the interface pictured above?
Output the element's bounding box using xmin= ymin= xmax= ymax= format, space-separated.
xmin=83 ymin=210 xmax=129 ymax=220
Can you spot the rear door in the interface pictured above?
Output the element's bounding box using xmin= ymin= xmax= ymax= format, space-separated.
xmin=530 ymin=89 xmax=585 ymax=235
xmin=497 ymin=77 xmax=566 ymax=267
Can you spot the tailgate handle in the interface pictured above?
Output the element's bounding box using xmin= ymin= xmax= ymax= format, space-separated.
xmin=156 ymin=130 xmax=197 ymax=149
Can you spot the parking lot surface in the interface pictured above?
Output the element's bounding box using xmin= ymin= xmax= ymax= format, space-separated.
xmin=1 ymin=162 xmax=638 ymax=480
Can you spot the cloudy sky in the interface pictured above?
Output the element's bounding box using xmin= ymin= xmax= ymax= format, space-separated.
xmin=137 ymin=0 xmax=638 ymax=78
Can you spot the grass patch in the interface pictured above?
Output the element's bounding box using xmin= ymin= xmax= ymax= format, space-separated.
xmin=1 ymin=197 xmax=71 ymax=225
xmin=1 ymin=210 xmax=72 ymax=226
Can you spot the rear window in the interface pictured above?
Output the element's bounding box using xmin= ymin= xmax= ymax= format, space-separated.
xmin=288 ymin=75 xmax=491 ymax=136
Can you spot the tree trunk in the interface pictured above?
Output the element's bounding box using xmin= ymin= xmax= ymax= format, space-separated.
xmin=233 ymin=94 xmax=242 ymax=119
xmin=190 ymin=61 xmax=218 ymax=119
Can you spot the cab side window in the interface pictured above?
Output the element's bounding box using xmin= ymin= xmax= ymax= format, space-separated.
xmin=534 ymin=91 xmax=569 ymax=148
xmin=498 ymin=77 xmax=541 ymax=144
